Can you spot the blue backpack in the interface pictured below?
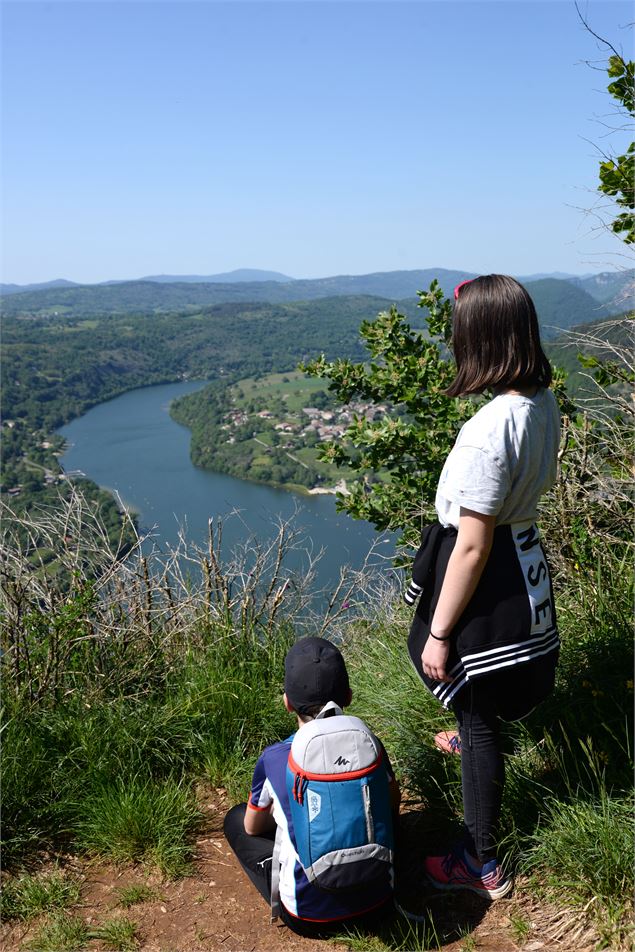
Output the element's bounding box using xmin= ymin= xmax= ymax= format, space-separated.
xmin=283 ymin=702 xmax=394 ymax=894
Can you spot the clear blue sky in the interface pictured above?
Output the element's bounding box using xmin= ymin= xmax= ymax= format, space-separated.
xmin=2 ymin=1 xmax=632 ymax=283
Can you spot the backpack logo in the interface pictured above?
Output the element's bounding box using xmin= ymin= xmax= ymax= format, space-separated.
xmin=334 ymin=755 xmax=350 ymax=766
xmin=307 ymin=790 xmax=321 ymax=821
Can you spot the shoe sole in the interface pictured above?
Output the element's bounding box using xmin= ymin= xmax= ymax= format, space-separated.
xmin=426 ymin=874 xmax=513 ymax=900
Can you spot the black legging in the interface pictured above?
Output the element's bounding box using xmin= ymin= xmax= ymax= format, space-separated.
xmin=453 ymin=682 xmax=505 ymax=863
xmin=451 ymin=660 xmax=556 ymax=863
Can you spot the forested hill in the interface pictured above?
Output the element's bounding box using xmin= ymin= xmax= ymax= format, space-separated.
xmin=2 ymin=294 xmax=419 ymax=522
xmin=3 ymin=269 xmax=631 ymax=328
xmin=523 ymin=278 xmax=612 ymax=338
xmin=2 ymin=296 xmax=419 ymax=436
xmin=0 ymin=270 xmax=475 ymax=316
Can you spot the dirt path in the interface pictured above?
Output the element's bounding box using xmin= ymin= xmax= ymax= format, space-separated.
xmin=2 ymin=789 xmax=599 ymax=952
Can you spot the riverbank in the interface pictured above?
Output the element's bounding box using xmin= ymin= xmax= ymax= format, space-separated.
xmin=168 ymin=371 xmax=385 ymax=496
xmin=58 ymin=381 xmax=391 ymax=596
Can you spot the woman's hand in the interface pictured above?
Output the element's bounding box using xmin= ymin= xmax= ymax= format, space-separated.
xmin=422 ymin=636 xmax=453 ymax=683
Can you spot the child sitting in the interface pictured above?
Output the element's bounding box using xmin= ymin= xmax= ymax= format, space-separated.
xmin=224 ymin=636 xmax=400 ymax=937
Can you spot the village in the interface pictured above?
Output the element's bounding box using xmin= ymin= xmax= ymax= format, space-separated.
xmin=213 ymin=390 xmax=391 ymax=491
xmin=220 ymin=398 xmax=389 ymax=449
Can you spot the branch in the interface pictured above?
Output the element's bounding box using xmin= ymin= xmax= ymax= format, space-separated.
xmin=575 ymin=2 xmax=623 ymax=62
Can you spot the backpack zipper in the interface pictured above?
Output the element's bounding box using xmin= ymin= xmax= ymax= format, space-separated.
xmin=362 ymin=782 xmax=374 ymax=842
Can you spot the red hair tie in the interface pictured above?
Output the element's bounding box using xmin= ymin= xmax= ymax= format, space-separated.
xmin=453 ymin=279 xmax=473 ymax=300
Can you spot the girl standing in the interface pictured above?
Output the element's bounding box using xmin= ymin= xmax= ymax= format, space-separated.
xmin=406 ymin=274 xmax=560 ymax=899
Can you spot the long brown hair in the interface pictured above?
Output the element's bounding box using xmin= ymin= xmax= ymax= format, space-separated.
xmin=446 ymin=274 xmax=552 ymax=397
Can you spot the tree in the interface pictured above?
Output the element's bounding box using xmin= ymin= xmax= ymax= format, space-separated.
xmin=599 ymin=55 xmax=634 ymax=244
xmin=544 ymin=18 xmax=635 ymax=573
xmin=302 ymin=283 xmax=474 ymax=552
xmin=576 ymin=4 xmax=634 ymax=248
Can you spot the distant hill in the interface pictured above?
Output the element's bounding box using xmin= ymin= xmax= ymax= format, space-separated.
xmin=524 ymin=278 xmax=608 ymax=340
xmin=4 ymin=267 xmax=633 ymax=308
xmin=518 ymin=271 xmax=594 ymax=281
xmin=547 ymin=309 xmax=633 ymax=394
xmin=0 ymin=278 xmax=79 ymax=295
xmin=136 ymin=268 xmax=295 ymax=284
xmin=569 ymin=270 xmax=635 ymax=310
xmin=1 ymin=269 xmax=626 ymax=337
xmin=0 ymin=268 xmax=476 ymax=315
xmin=271 ymin=268 xmax=478 ymax=300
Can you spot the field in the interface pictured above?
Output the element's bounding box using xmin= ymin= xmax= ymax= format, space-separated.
xmin=233 ymin=370 xmax=329 ymax=410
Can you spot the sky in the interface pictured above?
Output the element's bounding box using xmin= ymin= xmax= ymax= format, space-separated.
xmin=1 ymin=0 xmax=632 ymax=284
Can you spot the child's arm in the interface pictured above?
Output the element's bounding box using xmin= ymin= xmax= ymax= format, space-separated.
xmin=244 ymin=755 xmax=277 ymax=835
xmin=422 ymin=507 xmax=495 ymax=683
xmin=244 ymin=801 xmax=276 ymax=836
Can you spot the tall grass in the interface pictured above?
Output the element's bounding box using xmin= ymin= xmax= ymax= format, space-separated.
xmin=525 ymin=791 xmax=633 ymax=943
xmin=1 ymin=624 xmax=296 ymax=868
xmin=73 ymin=776 xmax=200 ymax=876
xmin=342 ymin=509 xmax=633 ymax=945
xmin=0 ymin=499 xmax=308 ymax=868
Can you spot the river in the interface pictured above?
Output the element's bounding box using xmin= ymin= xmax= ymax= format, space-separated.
xmin=58 ymin=381 xmax=395 ymax=598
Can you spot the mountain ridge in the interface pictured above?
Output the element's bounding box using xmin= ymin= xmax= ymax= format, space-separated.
xmin=2 ymin=268 xmax=632 ymax=334
xmin=3 ymin=266 xmax=632 ymax=301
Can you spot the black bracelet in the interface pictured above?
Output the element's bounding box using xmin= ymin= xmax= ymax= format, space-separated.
xmin=429 ymin=631 xmax=451 ymax=642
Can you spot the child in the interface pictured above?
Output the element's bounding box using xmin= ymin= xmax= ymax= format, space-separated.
xmin=407 ymin=274 xmax=560 ymax=899
xmin=224 ymin=637 xmax=400 ymax=937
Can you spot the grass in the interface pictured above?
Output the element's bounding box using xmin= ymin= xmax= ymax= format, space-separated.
xmin=23 ymin=913 xmax=139 ymax=952
xmin=90 ymin=917 xmax=139 ymax=951
xmin=336 ymin=911 xmax=441 ymax=952
xmin=73 ymin=776 xmax=200 ymax=877
xmin=25 ymin=913 xmax=89 ymax=952
xmin=114 ymin=884 xmax=156 ymax=908
xmin=234 ymin=370 xmax=328 ymax=411
xmin=509 ymin=911 xmax=532 ymax=943
xmin=343 ymin=551 xmax=633 ymax=947
xmin=2 ymin=478 xmax=632 ymax=949
xmin=344 ymin=612 xmax=464 ymax=820
xmin=2 ymin=623 xmax=295 ymax=866
xmin=524 ymin=791 xmax=634 ymax=944
xmin=0 ymin=870 xmax=81 ymax=921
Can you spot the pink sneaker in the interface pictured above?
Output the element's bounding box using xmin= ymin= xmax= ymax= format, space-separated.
xmin=434 ymin=730 xmax=461 ymax=755
xmin=424 ymin=847 xmax=513 ymax=900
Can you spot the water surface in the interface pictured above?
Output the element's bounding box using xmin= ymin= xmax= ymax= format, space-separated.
xmin=59 ymin=381 xmax=394 ymax=596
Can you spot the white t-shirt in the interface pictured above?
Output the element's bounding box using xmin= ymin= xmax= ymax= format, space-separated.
xmin=435 ymin=388 xmax=560 ymax=529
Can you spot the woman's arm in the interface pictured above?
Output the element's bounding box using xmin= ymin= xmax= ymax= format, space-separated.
xmin=421 ymin=508 xmax=495 ymax=683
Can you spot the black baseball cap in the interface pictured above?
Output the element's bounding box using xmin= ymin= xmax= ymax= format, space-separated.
xmin=284 ymin=637 xmax=350 ymax=714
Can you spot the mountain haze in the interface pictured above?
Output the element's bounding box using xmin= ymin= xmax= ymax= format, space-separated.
xmin=136 ymin=268 xmax=294 ymax=284
xmin=0 ymin=278 xmax=80 ymax=295
xmin=3 ymin=268 xmax=632 ymax=316
xmin=2 ymin=268 xmax=626 ymax=336
xmin=569 ymin=271 xmax=635 ymax=309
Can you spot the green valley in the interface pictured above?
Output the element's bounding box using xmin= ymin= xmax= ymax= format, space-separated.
xmin=171 ymin=370 xmax=391 ymax=493
xmin=0 ymin=296 xmax=419 ymax=535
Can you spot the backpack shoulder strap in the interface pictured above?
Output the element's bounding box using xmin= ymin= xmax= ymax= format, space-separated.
xmin=270 ymin=824 xmax=283 ymax=922
xmin=315 ymin=701 xmax=343 ymax=719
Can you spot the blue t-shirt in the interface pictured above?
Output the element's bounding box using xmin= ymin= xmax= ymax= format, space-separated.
xmin=248 ymin=733 xmax=394 ymax=922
